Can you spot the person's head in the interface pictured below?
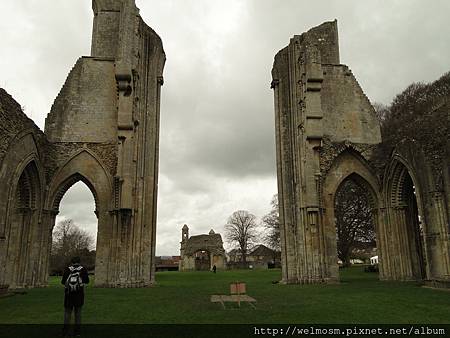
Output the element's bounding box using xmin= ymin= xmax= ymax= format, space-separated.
xmin=71 ymin=256 xmax=81 ymax=265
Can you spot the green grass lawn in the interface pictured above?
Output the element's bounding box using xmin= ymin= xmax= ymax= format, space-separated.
xmin=0 ymin=267 xmax=449 ymax=324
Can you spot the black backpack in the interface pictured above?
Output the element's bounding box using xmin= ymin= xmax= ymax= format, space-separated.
xmin=65 ymin=265 xmax=84 ymax=293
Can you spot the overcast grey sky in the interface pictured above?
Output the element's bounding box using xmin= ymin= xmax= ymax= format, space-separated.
xmin=1 ymin=0 xmax=449 ymax=255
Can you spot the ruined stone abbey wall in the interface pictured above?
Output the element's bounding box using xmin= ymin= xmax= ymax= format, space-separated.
xmin=0 ymin=0 xmax=165 ymax=289
xmin=272 ymin=20 xmax=450 ymax=285
xmin=0 ymin=89 xmax=48 ymax=288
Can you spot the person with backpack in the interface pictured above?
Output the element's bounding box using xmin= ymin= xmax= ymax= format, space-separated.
xmin=61 ymin=256 xmax=90 ymax=337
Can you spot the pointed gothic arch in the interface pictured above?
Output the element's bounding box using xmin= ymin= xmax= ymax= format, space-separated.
xmin=2 ymin=158 xmax=44 ymax=288
xmin=43 ymin=149 xmax=114 ymax=286
xmin=321 ymin=150 xmax=382 ymax=281
xmin=383 ymin=155 xmax=429 ymax=281
xmin=46 ymin=149 xmax=112 ymax=213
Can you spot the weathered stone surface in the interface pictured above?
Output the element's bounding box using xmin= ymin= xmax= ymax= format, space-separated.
xmin=45 ymin=58 xmax=118 ymax=143
xmin=0 ymin=89 xmax=46 ymax=163
xmin=43 ymin=142 xmax=117 ymax=182
xmin=319 ymin=137 xmax=378 ymax=178
xmin=272 ymin=20 xmax=450 ymax=285
xmin=0 ymin=0 xmax=165 ymax=289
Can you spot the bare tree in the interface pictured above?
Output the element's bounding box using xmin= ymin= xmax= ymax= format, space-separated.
xmin=50 ymin=219 xmax=95 ymax=275
xmin=261 ymin=194 xmax=280 ymax=251
xmin=335 ymin=180 xmax=375 ymax=267
xmin=372 ymin=102 xmax=389 ymax=123
xmin=225 ymin=210 xmax=259 ymax=264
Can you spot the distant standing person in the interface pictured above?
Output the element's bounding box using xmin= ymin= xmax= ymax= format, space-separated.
xmin=212 ymin=265 xmax=217 ymax=273
xmin=61 ymin=256 xmax=90 ymax=337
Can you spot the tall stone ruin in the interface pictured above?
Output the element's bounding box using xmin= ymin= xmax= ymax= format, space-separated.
xmin=0 ymin=0 xmax=165 ymax=288
xmin=272 ymin=20 xmax=450 ymax=285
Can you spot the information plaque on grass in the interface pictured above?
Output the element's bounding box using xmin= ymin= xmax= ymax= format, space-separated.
xmin=230 ymin=282 xmax=246 ymax=295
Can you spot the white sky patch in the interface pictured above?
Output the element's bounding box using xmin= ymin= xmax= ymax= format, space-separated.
xmin=55 ymin=182 xmax=98 ymax=249
xmin=156 ymin=175 xmax=277 ymax=256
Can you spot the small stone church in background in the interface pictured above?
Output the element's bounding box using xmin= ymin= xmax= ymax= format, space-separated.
xmin=179 ymin=225 xmax=226 ymax=271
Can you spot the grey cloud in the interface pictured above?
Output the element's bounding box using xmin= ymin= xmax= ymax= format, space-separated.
xmin=0 ymin=2 xmax=91 ymax=128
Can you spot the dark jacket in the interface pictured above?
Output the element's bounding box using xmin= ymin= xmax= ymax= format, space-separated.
xmin=61 ymin=263 xmax=90 ymax=308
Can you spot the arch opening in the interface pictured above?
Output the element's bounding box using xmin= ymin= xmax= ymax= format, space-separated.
xmin=5 ymin=160 xmax=42 ymax=288
xmin=321 ymin=150 xmax=382 ymax=283
xmin=50 ymin=180 xmax=98 ymax=278
xmin=334 ymin=174 xmax=377 ymax=270
xmin=194 ymin=249 xmax=211 ymax=271
xmin=52 ymin=173 xmax=99 ymax=215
